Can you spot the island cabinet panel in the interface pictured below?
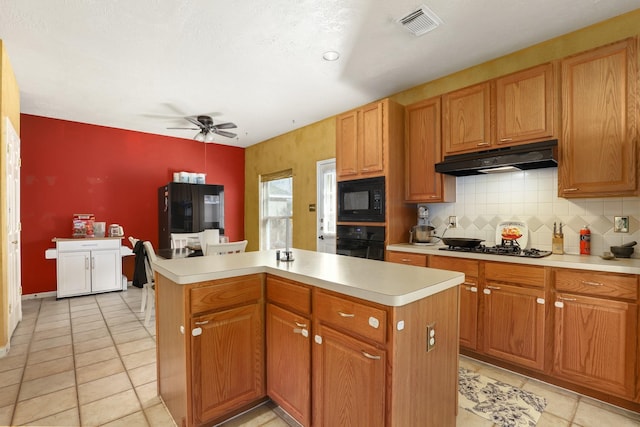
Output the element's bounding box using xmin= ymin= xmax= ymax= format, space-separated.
xmin=156 ymin=273 xmax=265 ymax=427
xmin=266 ymin=276 xmax=311 ymax=426
xmin=482 ymin=263 xmax=546 ymax=371
xmin=313 ymin=323 xmax=386 ymax=427
xmin=495 ymin=63 xmax=556 ymax=146
xmin=559 ymin=37 xmax=638 ymax=198
xmin=429 ymin=256 xmax=480 ymax=350
xmin=191 ymin=304 xmax=264 ymax=424
xmin=552 ymin=268 xmax=638 ymax=399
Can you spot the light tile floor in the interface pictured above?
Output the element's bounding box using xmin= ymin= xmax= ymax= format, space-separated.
xmin=1 ymin=287 xmax=639 ymax=427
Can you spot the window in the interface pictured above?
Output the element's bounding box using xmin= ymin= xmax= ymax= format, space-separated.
xmin=260 ymin=170 xmax=293 ymax=250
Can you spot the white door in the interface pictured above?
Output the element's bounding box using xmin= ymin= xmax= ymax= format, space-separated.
xmin=316 ymin=159 xmax=336 ymax=253
xmin=91 ymin=249 xmax=122 ymax=293
xmin=6 ymin=118 xmax=21 ymax=337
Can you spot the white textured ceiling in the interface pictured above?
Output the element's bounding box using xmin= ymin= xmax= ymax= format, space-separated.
xmin=1 ymin=1 xmax=638 ymax=147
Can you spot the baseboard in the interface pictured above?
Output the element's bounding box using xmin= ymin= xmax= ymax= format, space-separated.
xmin=22 ymin=291 xmax=57 ymax=300
xmin=0 ymin=342 xmax=10 ymax=358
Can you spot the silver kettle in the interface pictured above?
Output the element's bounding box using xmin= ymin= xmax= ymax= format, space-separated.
xmin=409 ymin=225 xmax=439 ymax=244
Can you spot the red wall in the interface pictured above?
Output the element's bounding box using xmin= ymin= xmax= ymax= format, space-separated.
xmin=20 ymin=114 xmax=245 ymax=295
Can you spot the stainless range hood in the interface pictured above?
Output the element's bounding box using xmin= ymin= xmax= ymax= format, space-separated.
xmin=435 ymin=140 xmax=558 ymax=176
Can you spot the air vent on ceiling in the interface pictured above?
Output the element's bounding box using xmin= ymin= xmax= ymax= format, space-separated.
xmin=397 ymin=4 xmax=442 ymax=36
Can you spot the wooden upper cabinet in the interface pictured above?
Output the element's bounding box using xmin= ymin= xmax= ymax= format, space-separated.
xmin=496 ymin=63 xmax=556 ymax=146
xmin=404 ymin=97 xmax=455 ymax=202
xmin=559 ymin=38 xmax=638 ymax=198
xmin=443 ymin=81 xmax=493 ymax=154
xmin=336 ymin=100 xmax=384 ymax=179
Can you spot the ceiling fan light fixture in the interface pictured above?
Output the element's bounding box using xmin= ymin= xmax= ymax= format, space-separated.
xmin=204 ymin=132 xmax=216 ymax=143
xmin=194 ymin=132 xmax=206 ymax=142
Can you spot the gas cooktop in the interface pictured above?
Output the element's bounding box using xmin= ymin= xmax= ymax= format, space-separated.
xmin=439 ymin=242 xmax=552 ymax=258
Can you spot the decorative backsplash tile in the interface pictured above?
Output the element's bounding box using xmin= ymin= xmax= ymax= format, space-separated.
xmin=426 ymin=168 xmax=639 ymax=258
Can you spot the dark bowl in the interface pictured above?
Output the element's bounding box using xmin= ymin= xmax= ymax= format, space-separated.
xmin=610 ymin=245 xmax=634 ymax=258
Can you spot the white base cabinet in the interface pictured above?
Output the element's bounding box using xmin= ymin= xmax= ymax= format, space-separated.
xmin=55 ymin=238 xmax=123 ymax=298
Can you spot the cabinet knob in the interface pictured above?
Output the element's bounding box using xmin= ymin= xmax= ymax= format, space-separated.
xmin=192 ymin=327 xmax=202 ymax=336
xmin=293 ymin=328 xmax=309 ymax=338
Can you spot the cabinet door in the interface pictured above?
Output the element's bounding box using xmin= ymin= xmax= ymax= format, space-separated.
xmin=459 ymin=281 xmax=479 ymax=350
xmin=191 ymin=303 xmax=265 ymax=424
xmin=553 ymin=293 xmax=637 ymax=398
xmin=359 ymin=101 xmax=384 ymax=176
xmin=91 ymin=249 xmax=122 ymax=293
xmin=336 ymin=110 xmax=359 ymax=178
xmin=482 ymin=283 xmax=545 ymax=370
xmin=443 ymin=82 xmax=493 ymax=154
xmin=496 ymin=63 xmax=555 ymax=145
xmin=56 ymin=251 xmax=91 ymax=297
xmin=405 ymin=97 xmax=453 ymax=202
xmin=266 ymin=304 xmax=310 ymax=426
xmin=313 ymin=324 xmax=385 ymax=427
xmin=559 ymin=38 xmax=638 ymax=197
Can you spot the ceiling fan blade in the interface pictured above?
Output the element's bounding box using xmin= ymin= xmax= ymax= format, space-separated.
xmin=213 ymin=129 xmax=237 ymax=138
xmin=167 ymin=127 xmax=200 ymax=130
xmin=184 ymin=116 xmax=203 ymax=127
xmin=213 ymin=122 xmax=237 ymax=130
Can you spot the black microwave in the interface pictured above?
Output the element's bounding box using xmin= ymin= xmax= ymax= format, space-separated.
xmin=337 ymin=176 xmax=385 ymax=222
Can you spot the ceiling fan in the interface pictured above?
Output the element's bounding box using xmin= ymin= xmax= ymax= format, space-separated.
xmin=168 ymin=115 xmax=237 ymax=142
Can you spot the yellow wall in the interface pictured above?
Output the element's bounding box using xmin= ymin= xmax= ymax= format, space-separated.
xmin=244 ymin=117 xmax=335 ymax=251
xmin=245 ymin=9 xmax=640 ymax=252
xmin=0 ymin=39 xmax=21 ymax=352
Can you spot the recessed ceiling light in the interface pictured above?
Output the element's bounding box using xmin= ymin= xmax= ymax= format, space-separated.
xmin=322 ymin=51 xmax=340 ymax=61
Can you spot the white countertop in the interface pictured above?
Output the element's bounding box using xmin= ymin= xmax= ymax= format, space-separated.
xmin=152 ymin=249 xmax=464 ymax=307
xmin=387 ymin=243 xmax=640 ymax=275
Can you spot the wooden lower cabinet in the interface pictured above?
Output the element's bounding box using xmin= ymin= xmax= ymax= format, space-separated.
xmin=157 ymin=274 xmax=266 ymax=427
xmin=313 ymin=323 xmax=386 ymax=427
xmin=552 ymin=269 xmax=638 ymax=399
xmin=191 ymin=304 xmax=264 ymax=424
xmin=429 ymin=256 xmax=479 ymax=350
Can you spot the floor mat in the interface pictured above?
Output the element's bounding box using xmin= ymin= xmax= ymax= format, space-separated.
xmin=458 ymin=367 xmax=547 ymax=427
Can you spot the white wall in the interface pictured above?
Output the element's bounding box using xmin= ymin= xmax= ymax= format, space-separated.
xmin=426 ymin=168 xmax=640 ymax=258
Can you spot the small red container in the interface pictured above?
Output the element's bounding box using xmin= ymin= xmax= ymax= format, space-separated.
xmin=580 ymin=226 xmax=591 ymax=255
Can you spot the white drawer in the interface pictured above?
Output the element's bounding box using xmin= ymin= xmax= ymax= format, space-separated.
xmin=57 ymin=238 xmax=120 ymax=252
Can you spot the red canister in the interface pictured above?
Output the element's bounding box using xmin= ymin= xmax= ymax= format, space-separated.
xmin=580 ymin=226 xmax=591 ymax=255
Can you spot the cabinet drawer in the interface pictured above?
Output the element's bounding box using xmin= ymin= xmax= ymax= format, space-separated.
xmin=190 ymin=275 xmax=262 ymax=315
xmin=57 ymin=238 xmax=120 ymax=252
xmin=386 ymin=251 xmax=427 ymax=267
xmin=429 ymin=256 xmax=479 ymax=277
xmin=314 ymin=291 xmax=386 ymax=344
xmin=267 ymin=275 xmax=311 ymax=315
xmin=485 ymin=262 xmax=545 ymax=288
xmin=555 ymin=269 xmax=638 ymax=300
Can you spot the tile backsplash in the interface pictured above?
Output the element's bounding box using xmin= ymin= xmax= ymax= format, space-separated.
xmin=425 ymin=168 xmax=639 ymax=258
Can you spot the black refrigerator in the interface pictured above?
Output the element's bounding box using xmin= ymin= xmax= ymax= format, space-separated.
xmin=158 ymin=182 xmax=224 ymax=250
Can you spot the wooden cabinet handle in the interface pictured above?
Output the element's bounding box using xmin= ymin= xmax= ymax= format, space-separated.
xmin=477 ymin=142 xmax=490 ymax=146
xmin=563 ymin=188 xmax=579 ymax=192
xmin=400 ymin=258 xmax=411 ymax=262
xmin=294 ymin=321 xmax=307 ymax=328
xmin=338 ymin=311 xmax=355 ymax=318
xmin=558 ymin=297 xmax=577 ymax=301
xmin=581 ymin=280 xmax=603 ymax=287
xmin=195 ymin=320 xmax=209 ymax=325
xmin=486 ymin=285 xmax=501 ymax=290
xmin=361 ymin=351 xmax=381 ymax=360
xmin=500 ymin=138 xmax=513 ymax=142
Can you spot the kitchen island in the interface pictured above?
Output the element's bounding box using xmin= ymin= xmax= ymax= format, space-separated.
xmin=152 ymin=249 xmax=465 ymax=427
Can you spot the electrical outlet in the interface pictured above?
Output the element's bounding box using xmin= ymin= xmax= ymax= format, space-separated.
xmin=448 ymin=216 xmax=457 ymax=228
xmin=426 ymin=323 xmax=436 ymax=352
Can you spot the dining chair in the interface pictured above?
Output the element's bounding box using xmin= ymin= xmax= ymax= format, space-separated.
xmin=205 ymin=240 xmax=248 ymax=256
xmin=141 ymin=241 xmax=157 ymax=327
xmin=170 ymin=232 xmax=201 ymax=249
